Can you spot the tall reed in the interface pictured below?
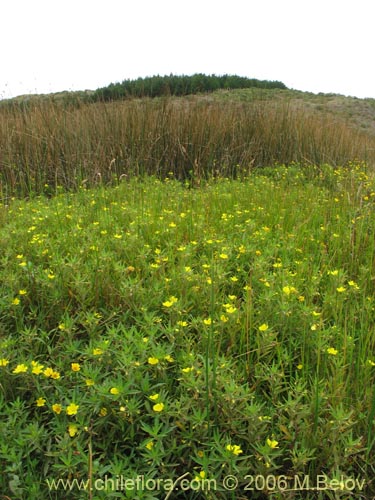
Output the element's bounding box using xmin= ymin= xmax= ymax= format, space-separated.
xmin=0 ymin=96 xmax=373 ymax=196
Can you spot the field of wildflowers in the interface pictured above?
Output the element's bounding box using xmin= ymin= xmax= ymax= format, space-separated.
xmin=1 ymin=162 xmax=375 ymax=498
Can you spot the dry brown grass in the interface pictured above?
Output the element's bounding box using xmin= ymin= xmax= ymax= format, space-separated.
xmin=0 ymin=95 xmax=373 ymax=196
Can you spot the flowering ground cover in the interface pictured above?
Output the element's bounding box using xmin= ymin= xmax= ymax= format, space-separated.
xmin=1 ymin=163 xmax=375 ymax=499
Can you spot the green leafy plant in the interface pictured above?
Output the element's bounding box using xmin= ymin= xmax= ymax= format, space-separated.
xmin=1 ymin=161 xmax=375 ymax=498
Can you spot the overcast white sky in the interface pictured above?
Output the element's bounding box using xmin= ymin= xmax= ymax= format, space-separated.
xmin=1 ymin=0 xmax=374 ymax=99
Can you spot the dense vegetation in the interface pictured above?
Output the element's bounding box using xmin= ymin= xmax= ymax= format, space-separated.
xmin=1 ymin=80 xmax=375 ymax=499
xmin=1 ymin=165 xmax=375 ymax=499
xmin=1 ymin=92 xmax=373 ymax=199
xmin=93 ymin=74 xmax=287 ymax=101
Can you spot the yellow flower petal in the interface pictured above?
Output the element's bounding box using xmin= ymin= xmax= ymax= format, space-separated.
xmin=52 ymin=404 xmax=62 ymax=414
xmin=266 ymin=438 xmax=279 ymax=449
xmin=66 ymin=403 xmax=79 ymax=416
xmin=68 ymin=424 xmax=78 ymax=437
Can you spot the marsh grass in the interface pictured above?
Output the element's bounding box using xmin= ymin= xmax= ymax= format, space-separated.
xmin=1 ymin=164 xmax=375 ymax=498
xmin=0 ymin=96 xmax=373 ymax=198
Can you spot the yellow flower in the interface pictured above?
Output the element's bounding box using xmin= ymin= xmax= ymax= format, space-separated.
xmin=194 ymin=471 xmax=206 ymax=481
xmin=93 ymin=348 xmax=103 ymax=356
xmin=258 ymin=323 xmax=268 ymax=332
xmin=146 ymin=441 xmax=154 ymax=450
xmin=66 ymin=403 xmax=79 ymax=416
xmin=283 ymin=286 xmax=296 ymax=296
xmin=36 ymin=397 xmax=46 ymax=407
xmin=162 ymin=296 xmax=178 ymax=308
xmin=348 ymin=280 xmax=360 ymax=290
xmin=219 ymin=253 xmax=228 ymax=259
xmin=328 ymin=270 xmax=339 ymax=276
xmin=266 ymin=438 xmax=279 ymax=449
xmin=181 ymin=366 xmax=194 ymax=373
xmin=225 ymin=306 xmax=237 ymax=314
xmin=148 ymin=357 xmax=159 ymax=365
xmin=19 ymin=289 xmax=27 ymax=295
xmin=12 ymin=297 xmax=20 ymax=306
xmin=50 ymin=370 xmax=60 ymax=380
xmin=43 ymin=367 xmax=54 ymax=377
xmin=71 ymin=363 xmax=81 ymax=372
xmin=226 ymin=444 xmax=243 ymax=455
xmin=177 ymin=321 xmax=188 ymax=327
xmin=153 ymin=403 xmax=165 ymax=412
xmin=164 ymin=355 xmax=174 ymax=362
xmin=203 ymin=318 xmax=212 ymax=326
xmin=230 ymin=276 xmax=238 ymax=282
xmin=31 ymin=361 xmax=44 ymax=375
xmin=110 ymin=387 xmax=120 ymax=395
xmin=52 ymin=404 xmax=62 ymax=414
xmin=85 ymin=378 xmax=95 ymax=386
xmin=336 ymin=286 xmax=346 ymax=293
xmin=327 ymin=347 xmax=338 ymax=356
xmin=367 ymin=360 xmax=375 ymax=367
xmin=68 ymin=424 xmax=78 ymax=437
xmin=0 ymin=359 xmax=10 ymax=367
xmin=258 ymin=416 xmax=271 ymax=422
xmin=13 ymin=364 xmax=28 ymax=374
xmin=99 ymin=407 xmax=108 ymax=417
xmin=297 ymin=364 xmax=303 ymax=370
xmin=220 ymin=314 xmax=228 ymax=323
xmin=149 ymin=393 xmax=159 ymax=401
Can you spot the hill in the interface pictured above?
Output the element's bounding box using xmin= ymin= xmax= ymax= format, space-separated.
xmin=209 ymin=87 xmax=375 ymax=137
xmin=3 ymin=81 xmax=375 ymax=138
